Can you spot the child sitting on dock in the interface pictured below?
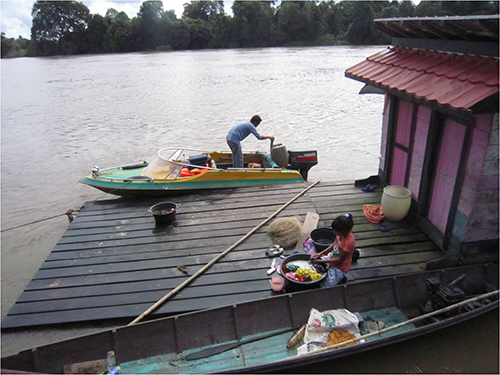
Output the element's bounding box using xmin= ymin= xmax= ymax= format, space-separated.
xmin=310 ymin=213 xmax=355 ymax=287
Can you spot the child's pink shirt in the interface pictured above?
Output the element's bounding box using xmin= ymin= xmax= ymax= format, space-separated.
xmin=336 ymin=232 xmax=355 ymax=273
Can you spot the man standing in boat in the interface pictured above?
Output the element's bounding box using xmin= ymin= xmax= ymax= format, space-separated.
xmin=226 ymin=115 xmax=275 ymax=168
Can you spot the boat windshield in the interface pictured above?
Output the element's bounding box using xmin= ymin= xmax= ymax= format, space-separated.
xmin=143 ymin=148 xmax=213 ymax=180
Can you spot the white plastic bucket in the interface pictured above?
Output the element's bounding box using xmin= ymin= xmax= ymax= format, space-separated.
xmin=381 ymin=186 xmax=411 ymax=221
xmin=271 ymin=143 xmax=288 ymax=167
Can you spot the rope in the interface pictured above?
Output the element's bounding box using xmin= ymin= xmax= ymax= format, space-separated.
xmin=2 ymin=182 xmax=124 ymax=232
xmin=363 ymin=204 xmax=384 ymax=224
xmin=1 ymin=184 xmax=120 ymax=232
xmin=1 ymin=209 xmax=78 ymax=232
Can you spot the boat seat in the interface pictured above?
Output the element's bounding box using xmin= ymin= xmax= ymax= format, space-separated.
xmin=217 ymin=163 xmax=232 ymax=170
xmin=189 ymin=154 xmax=209 ymax=166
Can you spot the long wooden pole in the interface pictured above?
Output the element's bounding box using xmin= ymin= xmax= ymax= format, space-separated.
xmin=128 ymin=180 xmax=321 ymax=326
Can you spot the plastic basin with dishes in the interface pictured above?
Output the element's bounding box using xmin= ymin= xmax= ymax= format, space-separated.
xmin=280 ymin=253 xmax=326 ymax=292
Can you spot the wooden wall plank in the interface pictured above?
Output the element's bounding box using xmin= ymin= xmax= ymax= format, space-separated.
xmin=428 ymin=118 xmax=466 ymax=233
xmin=391 ymin=147 xmax=408 ymax=186
xmin=408 ymin=105 xmax=431 ymax=199
xmin=458 ymin=113 xmax=499 ymax=249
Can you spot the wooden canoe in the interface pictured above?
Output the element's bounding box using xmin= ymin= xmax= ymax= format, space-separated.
xmin=2 ymin=264 xmax=498 ymax=374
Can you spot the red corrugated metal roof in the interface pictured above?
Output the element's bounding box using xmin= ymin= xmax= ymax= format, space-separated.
xmin=345 ymin=47 xmax=499 ymax=111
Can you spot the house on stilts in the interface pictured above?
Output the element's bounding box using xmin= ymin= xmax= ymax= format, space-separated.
xmin=345 ymin=15 xmax=499 ymax=266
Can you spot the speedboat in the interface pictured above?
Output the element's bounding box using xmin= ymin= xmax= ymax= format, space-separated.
xmin=80 ymin=147 xmax=318 ymax=196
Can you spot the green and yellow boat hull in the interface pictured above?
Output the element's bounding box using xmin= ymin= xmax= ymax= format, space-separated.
xmin=80 ymin=148 xmax=306 ymax=197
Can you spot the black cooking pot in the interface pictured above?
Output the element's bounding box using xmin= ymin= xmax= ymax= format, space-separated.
xmin=149 ymin=202 xmax=177 ymax=226
xmin=310 ymin=227 xmax=336 ymax=252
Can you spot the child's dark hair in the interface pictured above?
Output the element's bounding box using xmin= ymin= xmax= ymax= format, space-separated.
xmin=331 ymin=213 xmax=354 ymax=233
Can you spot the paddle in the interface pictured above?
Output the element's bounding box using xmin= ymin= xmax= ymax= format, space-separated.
xmin=185 ymin=326 xmax=297 ymax=361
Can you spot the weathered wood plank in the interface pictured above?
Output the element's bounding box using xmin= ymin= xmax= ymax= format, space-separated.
xmin=34 ymin=253 xmax=273 ymax=280
xmin=45 ymin=236 xmax=274 ymax=261
xmin=2 ymin=291 xmax=273 ymax=328
xmin=78 ymin=190 xmax=308 ymax=218
xmin=357 ymin=240 xmax=440 ymax=256
xmin=18 ymin=251 xmax=443 ymax=313
xmin=78 ymin=184 xmax=310 ymax=212
xmin=72 ymin=198 xmax=312 ymax=224
xmin=25 ymin=268 xmax=269 ymax=292
xmin=65 ymin=207 xmax=312 ymax=234
xmin=9 ymin=279 xmax=272 ymax=315
xmin=3 ymin=181 xmax=446 ymax=328
xmin=68 ymin=202 xmax=313 ymax=229
xmin=356 ymin=233 xmax=431 ymax=247
xmin=43 ymin=236 xmax=439 ymax=274
xmin=351 ymin=263 xmax=429 ymax=280
xmin=17 ymin=269 xmax=267 ymax=302
xmin=51 ymin=227 xmax=273 ymax=252
xmin=353 ymin=250 xmax=443 ymax=269
xmin=63 ymin=206 xmax=393 ymax=239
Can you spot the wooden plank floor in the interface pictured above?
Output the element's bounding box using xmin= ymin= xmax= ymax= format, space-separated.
xmin=2 ymin=181 xmax=444 ymax=328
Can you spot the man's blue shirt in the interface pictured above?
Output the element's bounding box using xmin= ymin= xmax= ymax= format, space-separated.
xmin=226 ymin=121 xmax=262 ymax=143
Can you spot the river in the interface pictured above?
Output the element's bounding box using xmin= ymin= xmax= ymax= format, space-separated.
xmin=1 ymin=46 xmax=498 ymax=372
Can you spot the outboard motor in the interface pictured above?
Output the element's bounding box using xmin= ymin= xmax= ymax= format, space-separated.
xmin=288 ymin=149 xmax=318 ymax=181
xmin=427 ymin=274 xmax=466 ymax=310
xmin=421 ymin=274 xmax=466 ymax=320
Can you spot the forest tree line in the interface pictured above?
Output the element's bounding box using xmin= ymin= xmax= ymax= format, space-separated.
xmin=2 ymin=0 xmax=498 ymax=58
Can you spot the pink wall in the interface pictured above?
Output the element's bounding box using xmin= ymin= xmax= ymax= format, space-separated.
xmin=390 ymin=99 xmax=413 ymax=186
xmin=428 ymin=119 xmax=466 ymax=233
xmin=408 ymin=106 xmax=431 ymax=199
xmin=380 ymin=95 xmax=498 ymax=249
xmin=391 ymin=148 xmax=408 ymax=186
xmin=395 ymin=100 xmax=413 ymax=148
xmin=456 ymin=113 xmax=499 ymax=242
xmin=379 ymin=95 xmax=391 ymax=173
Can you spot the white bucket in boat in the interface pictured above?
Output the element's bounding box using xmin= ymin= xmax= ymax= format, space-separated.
xmin=381 ymin=186 xmax=411 ymax=221
xmin=271 ymin=143 xmax=288 ymax=167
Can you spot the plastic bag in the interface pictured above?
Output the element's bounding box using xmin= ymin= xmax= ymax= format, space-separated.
xmin=297 ymin=308 xmax=361 ymax=355
xmin=302 ymin=238 xmax=317 ymax=255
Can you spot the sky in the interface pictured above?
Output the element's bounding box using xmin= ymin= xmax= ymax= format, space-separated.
xmin=0 ymin=0 xmax=206 ymax=39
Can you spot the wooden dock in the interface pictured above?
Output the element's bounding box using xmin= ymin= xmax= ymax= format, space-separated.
xmin=1 ymin=181 xmax=445 ymax=328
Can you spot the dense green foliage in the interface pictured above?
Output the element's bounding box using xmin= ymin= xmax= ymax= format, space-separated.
xmin=1 ymin=33 xmax=30 ymax=57
xmin=1 ymin=0 xmax=498 ymax=58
